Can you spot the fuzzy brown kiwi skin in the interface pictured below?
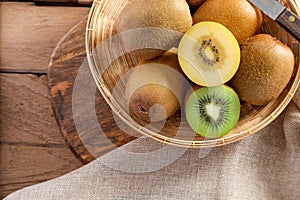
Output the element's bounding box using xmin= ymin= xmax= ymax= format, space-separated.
xmin=115 ymin=0 xmax=192 ymax=61
xmin=230 ymin=34 xmax=295 ymax=106
xmin=129 ymin=84 xmax=179 ymax=124
xmin=192 ymin=0 xmax=263 ymax=44
xmin=127 ymin=49 xmax=187 ymax=124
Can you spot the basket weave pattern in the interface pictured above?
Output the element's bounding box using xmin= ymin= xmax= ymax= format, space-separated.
xmin=86 ymin=0 xmax=300 ymax=148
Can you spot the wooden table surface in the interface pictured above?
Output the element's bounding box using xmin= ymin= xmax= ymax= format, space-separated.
xmin=0 ymin=2 xmax=91 ymax=198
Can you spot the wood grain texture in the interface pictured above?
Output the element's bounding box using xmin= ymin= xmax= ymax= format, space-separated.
xmin=48 ymin=17 xmax=138 ymax=164
xmin=0 ymin=73 xmax=83 ymax=198
xmin=0 ymin=144 xmax=82 ymax=198
xmin=0 ymin=74 xmax=64 ymax=144
xmin=0 ymin=2 xmax=90 ymax=72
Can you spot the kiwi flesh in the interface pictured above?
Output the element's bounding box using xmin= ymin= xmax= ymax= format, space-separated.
xmin=192 ymin=0 xmax=263 ymax=44
xmin=115 ymin=0 xmax=192 ymax=61
xmin=185 ymin=85 xmax=240 ymax=138
xmin=126 ymin=49 xmax=188 ymax=123
xmin=178 ymin=21 xmax=240 ymax=87
xmin=231 ymin=34 xmax=295 ymax=106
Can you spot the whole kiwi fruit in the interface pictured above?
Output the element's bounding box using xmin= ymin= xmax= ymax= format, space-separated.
xmin=192 ymin=0 xmax=263 ymax=44
xmin=231 ymin=34 xmax=295 ymax=106
xmin=126 ymin=49 xmax=188 ymax=123
xmin=115 ymin=0 xmax=192 ymax=61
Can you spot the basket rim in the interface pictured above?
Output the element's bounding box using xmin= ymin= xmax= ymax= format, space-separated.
xmin=85 ymin=0 xmax=300 ymax=148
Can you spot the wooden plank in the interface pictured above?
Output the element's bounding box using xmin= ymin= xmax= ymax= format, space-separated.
xmin=0 ymin=143 xmax=83 ymax=199
xmin=0 ymin=74 xmax=65 ymax=144
xmin=0 ymin=2 xmax=90 ymax=72
xmin=0 ymin=73 xmax=83 ymax=198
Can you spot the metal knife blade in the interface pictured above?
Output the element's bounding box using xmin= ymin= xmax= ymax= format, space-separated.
xmin=248 ymin=0 xmax=285 ymax=20
xmin=248 ymin=0 xmax=300 ymax=42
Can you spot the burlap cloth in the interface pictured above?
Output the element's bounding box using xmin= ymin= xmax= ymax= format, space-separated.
xmin=5 ymin=86 xmax=300 ymax=199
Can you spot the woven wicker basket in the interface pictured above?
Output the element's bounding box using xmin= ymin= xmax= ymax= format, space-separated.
xmin=86 ymin=0 xmax=300 ymax=148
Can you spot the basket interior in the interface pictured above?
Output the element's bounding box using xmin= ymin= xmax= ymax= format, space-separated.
xmin=86 ymin=0 xmax=300 ymax=148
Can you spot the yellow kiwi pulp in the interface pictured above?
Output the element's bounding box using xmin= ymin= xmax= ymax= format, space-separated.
xmin=178 ymin=21 xmax=240 ymax=87
xmin=231 ymin=34 xmax=295 ymax=106
xmin=115 ymin=0 xmax=192 ymax=61
xmin=192 ymin=0 xmax=263 ymax=44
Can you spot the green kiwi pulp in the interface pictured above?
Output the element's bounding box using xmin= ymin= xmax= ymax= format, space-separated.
xmin=185 ymin=85 xmax=240 ymax=138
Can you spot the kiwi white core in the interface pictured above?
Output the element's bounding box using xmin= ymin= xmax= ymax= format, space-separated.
xmin=206 ymin=103 xmax=221 ymax=121
xmin=197 ymin=37 xmax=222 ymax=68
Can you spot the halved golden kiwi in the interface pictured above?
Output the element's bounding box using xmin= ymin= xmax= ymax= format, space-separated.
xmin=178 ymin=21 xmax=240 ymax=87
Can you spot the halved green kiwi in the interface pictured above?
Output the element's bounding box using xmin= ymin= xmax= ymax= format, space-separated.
xmin=185 ymin=85 xmax=240 ymax=138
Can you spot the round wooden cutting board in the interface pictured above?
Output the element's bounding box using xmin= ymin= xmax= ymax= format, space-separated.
xmin=48 ymin=17 xmax=138 ymax=164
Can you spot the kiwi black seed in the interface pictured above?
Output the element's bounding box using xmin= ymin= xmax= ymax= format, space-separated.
xmin=185 ymin=85 xmax=240 ymax=138
xmin=198 ymin=38 xmax=221 ymax=67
